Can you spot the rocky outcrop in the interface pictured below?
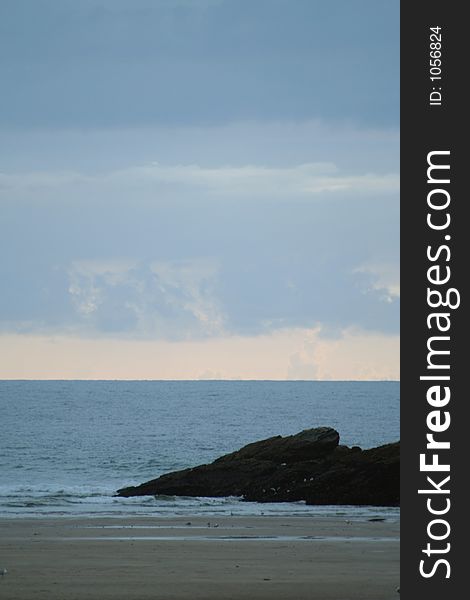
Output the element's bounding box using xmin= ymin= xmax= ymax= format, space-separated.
xmin=117 ymin=427 xmax=399 ymax=506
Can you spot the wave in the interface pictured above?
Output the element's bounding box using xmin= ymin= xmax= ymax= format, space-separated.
xmin=0 ymin=483 xmax=400 ymax=520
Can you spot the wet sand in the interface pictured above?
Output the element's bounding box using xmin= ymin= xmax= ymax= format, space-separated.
xmin=0 ymin=515 xmax=399 ymax=600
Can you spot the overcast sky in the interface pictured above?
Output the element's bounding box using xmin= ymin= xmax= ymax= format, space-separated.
xmin=0 ymin=0 xmax=399 ymax=380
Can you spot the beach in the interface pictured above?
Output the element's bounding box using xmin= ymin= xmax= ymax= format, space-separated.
xmin=0 ymin=515 xmax=399 ymax=600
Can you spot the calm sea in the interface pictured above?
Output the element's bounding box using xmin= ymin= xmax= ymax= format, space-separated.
xmin=0 ymin=381 xmax=399 ymax=519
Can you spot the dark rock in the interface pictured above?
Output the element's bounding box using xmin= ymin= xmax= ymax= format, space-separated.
xmin=303 ymin=442 xmax=400 ymax=506
xmin=215 ymin=427 xmax=340 ymax=464
xmin=116 ymin=427 xmax=399 ymax=506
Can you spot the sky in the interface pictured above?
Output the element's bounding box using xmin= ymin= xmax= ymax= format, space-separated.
xmin=0 ymin=0 xmax=399 ymax=380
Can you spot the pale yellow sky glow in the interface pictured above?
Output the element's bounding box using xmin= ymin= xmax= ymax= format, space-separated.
xmin=0 ymin=328 xmax=399 ymax=380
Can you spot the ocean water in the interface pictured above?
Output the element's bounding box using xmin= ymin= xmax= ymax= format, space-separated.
xmin=0 ymin=380 xmax=399 ymax=519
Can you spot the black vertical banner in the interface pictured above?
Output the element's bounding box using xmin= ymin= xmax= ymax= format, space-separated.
xmin=401 ymin=2 xmax=466 ymax=598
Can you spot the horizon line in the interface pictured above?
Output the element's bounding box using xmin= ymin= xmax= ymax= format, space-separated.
xmin=0 ymin=378 xmax=400 ymax=383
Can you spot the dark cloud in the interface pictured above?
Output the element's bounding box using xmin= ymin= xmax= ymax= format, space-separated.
xmin=0 ymin=0 xmax=399 ymax=129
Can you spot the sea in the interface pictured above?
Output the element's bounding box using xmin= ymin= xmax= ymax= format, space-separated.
xmin=0 ymin=380 xmax=399 ymax=519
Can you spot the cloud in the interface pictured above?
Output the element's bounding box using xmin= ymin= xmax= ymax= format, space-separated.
xmin=0 ymin=119 xmax=399 ymax=174
xmin=287 ymin=326 xmax=400 ymax=381
xmin=353 ymin=262 xmax=400 ymax=303
xmin=0 ymin=1 xmax=398 ymax=129
xmin=65 ymin=258 xmax=224 ymax=339
xmin=0 ymin=161 xmax=398 ymax=201
xmin=110 ymin=162 xmax=399 ymax=197
xmin=197 ymin=368 xmax=227 ymax=380
xmin=0 ymin=119 xmax=398 ymax=344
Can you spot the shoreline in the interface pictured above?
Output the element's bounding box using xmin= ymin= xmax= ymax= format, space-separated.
xmin=0 ymin=515 xmax=400 ymax=599
xmin=0 ymin=501 xmax=401 ymax=520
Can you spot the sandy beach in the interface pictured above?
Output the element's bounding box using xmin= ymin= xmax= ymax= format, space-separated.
xmin=0 ymin=515 xmax=399 ymax=600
